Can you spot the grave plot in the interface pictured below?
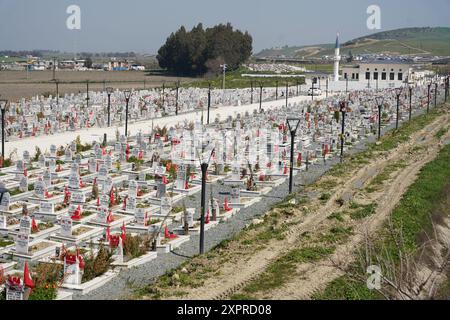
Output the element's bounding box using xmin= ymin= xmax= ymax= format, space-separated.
xmin=51 ymin=214 xmax=104 ymax=245
xmin=109 ymin=228 xmax=158 ymax=269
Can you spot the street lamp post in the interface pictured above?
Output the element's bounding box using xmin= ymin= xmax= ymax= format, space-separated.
xmin=285 ymin=82 xmax=289 ymax=108
xmin=251 ymin=81 xmax=254 ymax=104
xmin=345 ymin=77 xmax=348 ymax=94
xmin=339 ymin=101 xmax=348 ymax=162
xmin=207 ymin=83 xmax=211 ymax=125
xmin=86 ymin=80 xmax=90 ymax=109
xmin=52 ymin=57 xmax=57 ymax=81
xmin=196 ymin=143 xmax=215 ymax=255
xmin=376 ymin=96 xmax=384 ymax=140
xmin=175 ymin=81 xmax=179 ymax=116
xmin=220 ymin=64 xmax=227 ymax=90
xmin=395 ymin=87 xmax=403 ymax=130
xmin=434 ymin=82 xmax=438 ymax=108
xmin=427 ymin=82 xmax=432 ymax=113
xmin=55 ymin=79 xmax=59 ymax=106
xmin=286 ymin=118 xmax=301 ymax=194
xmin=326 ymin=78 xmax=329 ymax=98
xmin=0 ymin=99 xmax=8 ymax=167
xmin=259 ymin=83 xmax=263 ymax=112
xmin=276 ymin=81 xmax=278 ymax=100
xmin=106 ymin=87 xmax=114 ymax=127
xmin=445 ymin=76 xmax=449 ymax=102
xmin=409 ymin=85 xmax=413 ymax=121
xmin=124 ymin=90 xmax=132 ymax=137
xmin=162 ymin=82 xmax=165 ymax=106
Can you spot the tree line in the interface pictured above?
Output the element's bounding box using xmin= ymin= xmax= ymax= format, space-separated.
xmin=157 ymin=23 xmax=253 ymax=76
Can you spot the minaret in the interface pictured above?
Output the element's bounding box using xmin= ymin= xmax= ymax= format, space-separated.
xmin=333 ymin=33 xmax=341 ymax=82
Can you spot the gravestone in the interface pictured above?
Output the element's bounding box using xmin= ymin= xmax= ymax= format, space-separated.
xmin=126 ymin=196 xmax=136 ymax=212
xmin=34 ymin=181 xmax=45 ymax=199
xmin=99 ymin=194 xmax=109 ymax=209
xmin=231 ymin=187 xmax=240 ymax=203
xmin=50 ymin=145 xmax=57 ymax=158
xmin=19 ymin=176 xmax=28 ymax=193
xmin=68 ymin=172 xmax=80 ymax=190
xmin=49 ymin=158 xmax=56 ymax=173
xmin=64 ymin=253 xmax=82 ymax=285
xmin=0 ymin=213 xmax=7 ymax=229
xmin=40 ymin=201 xmax=54 ymax=215
xmin=23 ymin=151 xmax=30 ymax=164
xmin=43 ymin=170 xmax=52 ymax=187
xmin=38 ymin=154 xmax=46 ymax=168
xmin=87 ymin=158 xmax=96 ymax=173
xmin=0 ymin=192 xmax=11 ymax=211
xmin=65 ymin=148 xmax=72 ymax=161
xmin=60 ymin=214 xmax=73 ymax=237
xmin=176 ymin=165 xmax=186 ymax=190
xmin=19 ymin=215 xmax=32 ymax=235
xmin=135 ymin=208 xmax=146 ymax=226
xmin=71 ymin=190 xmax=85 ymax=203
xmin=128 ymin=180 xmax=138 ymax=198
xmin=97 ymin=164 xmax=108 ymax=181
xmin=15 ymin=232 xmax=29 ymax=255
xmin=156 ymin=182 xmax=166 ymax=199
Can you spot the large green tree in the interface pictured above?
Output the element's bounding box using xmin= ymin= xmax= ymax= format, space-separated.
xmin=157 ymin=23 xmax=253 ymax=76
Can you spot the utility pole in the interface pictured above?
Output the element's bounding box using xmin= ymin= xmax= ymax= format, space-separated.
xmin=259 ymin=83 xmax=263 ymax=112
xmin=220 ymin=64 xmax=227 ymax=90
xmin=207 ymin=83 xmax=211 ymax=125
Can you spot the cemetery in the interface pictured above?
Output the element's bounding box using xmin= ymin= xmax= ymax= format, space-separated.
xmin=0 ymin=73 xmax=448 ymax=300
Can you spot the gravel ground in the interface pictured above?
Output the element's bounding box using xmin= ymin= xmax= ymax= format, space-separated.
xmin=74 ymin=99 xmax=441 ymax=300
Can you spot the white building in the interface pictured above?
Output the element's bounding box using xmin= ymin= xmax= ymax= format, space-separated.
xmin=341 ymin=59 xmax=412 ymax=84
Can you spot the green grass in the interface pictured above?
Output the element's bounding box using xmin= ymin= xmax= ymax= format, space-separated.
xmin=0 ymin=239 xmax=14 ymax=247
xmin=312 ymin=275 xmax=382 ymax=300
xmin=349 ymin=204 xmax=377 ymax=220
xmin=366 ymin=160 xmax=408 ymax=193
xmin=183 ymin=67 xmax=305 ymax=89
xmin=242 ymin=246 xmax=335 ymax=294
xmin=435 ymin=127 xmax=448 ymax=139
xmin=319 ymin=227 xmax=354 ymax=244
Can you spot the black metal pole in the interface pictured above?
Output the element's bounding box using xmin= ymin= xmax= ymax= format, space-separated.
xmin=125 ymin=98 xmax=129 ymax=137
xmin=427 ymin=83 xmax=431 ymax=113
xmin=56 ymin=81 xmax=59 ymax=106
xmin=207 ymin=83 xmax=211 ymax=125
xmin=396 ymin=94 xmax=400 ymax=130
xmin=326 ymin=78 xmax=329 ymax=98
xmin=346 ymin=78 xmax=348 ymax=94
xmin=289 ymin=131 xmax=295 ymax=194
xmin=378 ymin=104 xmax=382 ymax=140
xmin=259 ymin=84 xmax=263 ymax=112
xmin=435 ymin=83 xmax=438 ymax=108
xmin=162 ymin=83 xmax=165 ymax=106
xmin=285 ymin=82 xmax=289 ymax=108
xmin=409 ymin=87 xmax=412 ymax=121
xmin=340 ymin=109 xmax=345 ymax=162
xmin=86 ymin=80 xmax=89 ymax=109
xmin=199 ymin=162 xmax=208 ymax=254
xmin=276 ymin=81 xmax=278 ymax=100
xmin=107 ymin=93 xmax=111 ymax=127
xmin=296 ymin=80 xmax=299 ymax=96
xmin=251 ymin=81 xmax=254 ymax=104
xmin=175 ymin=82 xmax=179 ymax=116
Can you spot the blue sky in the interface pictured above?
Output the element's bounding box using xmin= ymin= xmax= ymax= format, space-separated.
xmin=0 ymin=0 xmax=449 ymax=54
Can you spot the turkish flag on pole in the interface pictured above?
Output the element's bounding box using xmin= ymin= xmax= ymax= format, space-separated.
xmin=24 ymin=262 xmax=35 ymax=289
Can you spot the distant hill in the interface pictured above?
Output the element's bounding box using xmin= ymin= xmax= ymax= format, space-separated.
xmin=255 ymin=27 xmax=450 ymax=59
